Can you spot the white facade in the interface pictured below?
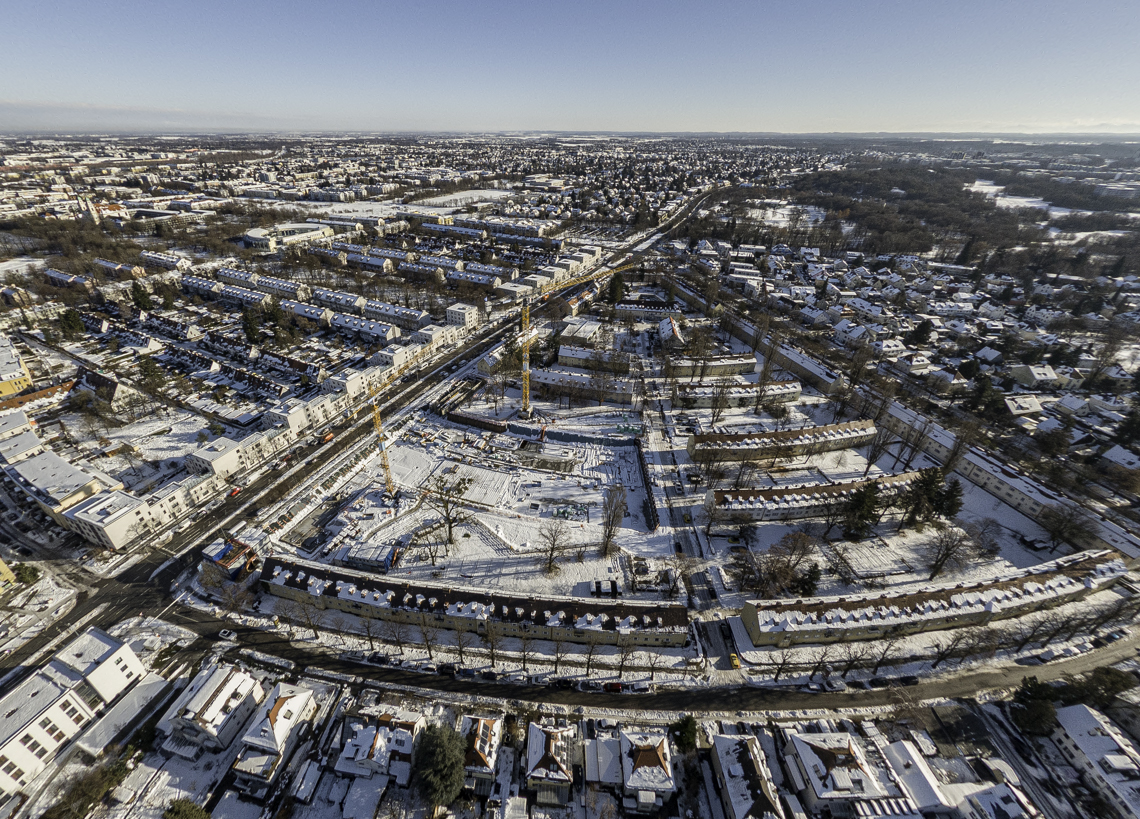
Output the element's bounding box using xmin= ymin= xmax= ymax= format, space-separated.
xmin=161 ymin=664 xmax=265 ymax=758
xmin=446 ymin=302 xmax=480 ymax=330
xmin=0 ymin=628 xmax=144 ymax=804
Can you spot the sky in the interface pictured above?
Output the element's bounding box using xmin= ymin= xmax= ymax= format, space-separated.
xmin=1 ymin=0 xmax=1138 ymax=135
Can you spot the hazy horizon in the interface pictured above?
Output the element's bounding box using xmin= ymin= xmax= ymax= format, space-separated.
xmin=2 ymin=0 xmax=1138 ymax=135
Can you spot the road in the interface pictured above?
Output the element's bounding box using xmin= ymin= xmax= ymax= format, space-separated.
xmin=6 ymin=186 xmax=1137 ymax=719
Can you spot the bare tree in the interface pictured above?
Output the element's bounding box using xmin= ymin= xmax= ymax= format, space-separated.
xmin=770 ymin=648 xmax=795 ymax=682
xmin=647 ymin=651 xmax=666 ymax=681
xmin=872 ymin=634 xmax=903 ymax=673
xmin=601 ymin=485 xmax=627 ymax=558
xmin=383 ymin=619 xmax=408 ymax=654
xmin=838 ymin=643 xmax=872 ymax=678
xmin=519 ymin=634 xmax=534 ymax=673
xmin=819 ymin=496 xmax=847 ymax=540
xmin=862 ymin=426 xmax=893 ymax=478
xmin=710 ymin=378 xmax=732 ymax=425
xmin=666 ymin=554 xmax=697 ymax=599
xmin=455 ymin=630 xmax=477 ymax=666
xmin=941 ymin=426 xmax=976 ymax=475
xmin=420 ymin=619 xmax=439 ymax=661
xmin=551 ymin=637 xmax=568 ymax=675
xmin=295 ymin=594 xmax=323 ymax=639
xmin=922 ymin=525 xmax=981 ymax=581
xmin=539 ymin=517 xmax=570 ymax=575
xmin=808 ymin=645 xmax=834 ymax=680
xmin=1039 ymin=502 xmax=1097 ymax=552
xmin=361 ymin=614 xmax=379 ymax=651
xmin=583 ymin=634 xmax=603 ymax=677
xmin=931 ymin=630 xmax=973 ymax=669
xmin=483 ymin=623 xmax=502 ymax=667
xmin=423 ymin=474 xmax=473 ymax=545
xmin=617 ymin=639 xmax=636 ymax=678
xmin=963 ymin=517 xmax=1002 ymax=558
xmin=277 ymin=598 xmax=304 ymax=640
xmin=731 ymin=454 xmax=759 ymax=491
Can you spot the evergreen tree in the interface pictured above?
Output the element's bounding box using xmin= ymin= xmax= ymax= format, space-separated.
xmin=241 ymin=308 xmax=260 ymax=343
xmin=608 ymin=272 xmax=625 ymax=304
xmin=843 ymin=481 xmax=880 ymax=539
xmin=131 ymin=281 xmax=153 ymax=311
xmin=934 ymin=477 xmax=964 ymax=519
xmin=414 ymin=724 xmax=466 ymax=807
xmin=59 ymin=309 xmax=84 ymax=340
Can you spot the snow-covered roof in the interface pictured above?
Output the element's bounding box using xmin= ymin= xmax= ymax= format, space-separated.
xmin=526 ymin=722 xmax=573 ymax=784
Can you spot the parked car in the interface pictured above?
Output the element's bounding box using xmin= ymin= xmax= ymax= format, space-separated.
xmin=218 ymin=629 xmax=238 ymax=641
xmin=603 ymin=682 xmax=624 ymax=693
xmin=729 ymin=653 xmax=741 ymax=669
xmin=438 ymin=663 xmax=457 ymax=676
xmin=481 ymin=670 xmax=500 ymax=681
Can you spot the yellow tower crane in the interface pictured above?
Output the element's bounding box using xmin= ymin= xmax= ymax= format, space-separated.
xmin=517 ymin=263 xmax=642 ymax=414
xmin=368 ymin=384 xmax=396 ymax=495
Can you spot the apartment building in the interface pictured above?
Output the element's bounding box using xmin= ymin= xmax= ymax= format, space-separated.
xmin=446 ymin=302 xmax=480 ymax=330
xmin=159 ymin=664 xmax=265 ymax=759
xmin=1053 ymin=705 xmax=1140 ymax=819
xmin=0 ymin=336 xmax=32 ymax=399
xmin=0 ymin=628 xmax=145 ymax=807
xmin=139 ymin=250 xmax=191 ymax=270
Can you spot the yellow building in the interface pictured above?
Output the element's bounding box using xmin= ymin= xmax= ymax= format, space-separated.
xmin=0 ymin=557 xmax=16 ymax=590
xmin=0 ymin=335 xmax=32 ymax=398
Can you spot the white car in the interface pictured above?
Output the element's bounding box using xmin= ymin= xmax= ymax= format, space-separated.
xmin=218 ymin=629 xmax=238 ymax=641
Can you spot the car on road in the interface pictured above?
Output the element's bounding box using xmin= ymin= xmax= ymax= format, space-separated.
xmin=899 ymin=675 xmax=920 ymax=686
xmin=729 ymin=653 xmax=741 ymax=669
xmin=228 ymin=487 xmax=243 ymax=498
xmin=218 ymin=629 xmax=238 ymax=641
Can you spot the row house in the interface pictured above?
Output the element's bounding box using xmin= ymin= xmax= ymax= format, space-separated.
xmin=182 ymin=274 xmax=222 ymax=297
xmin=279 ymin=299 xmax=332 ymax=328
xmin=331 ymin=313 xmax=401 ymax=343
xmin=261 ymin=555 xmax=689 ymax=648
xmin=312 ymin=287 xmax=367 ymax=315
xmin=362 ymin=300 xmax=431 ymax=330
xmin=259 ymin=350 xmax=328 ymax=383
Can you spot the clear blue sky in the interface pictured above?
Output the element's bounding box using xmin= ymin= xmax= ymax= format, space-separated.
xmin=2 ymin=0 xmax=1137 ymax=134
